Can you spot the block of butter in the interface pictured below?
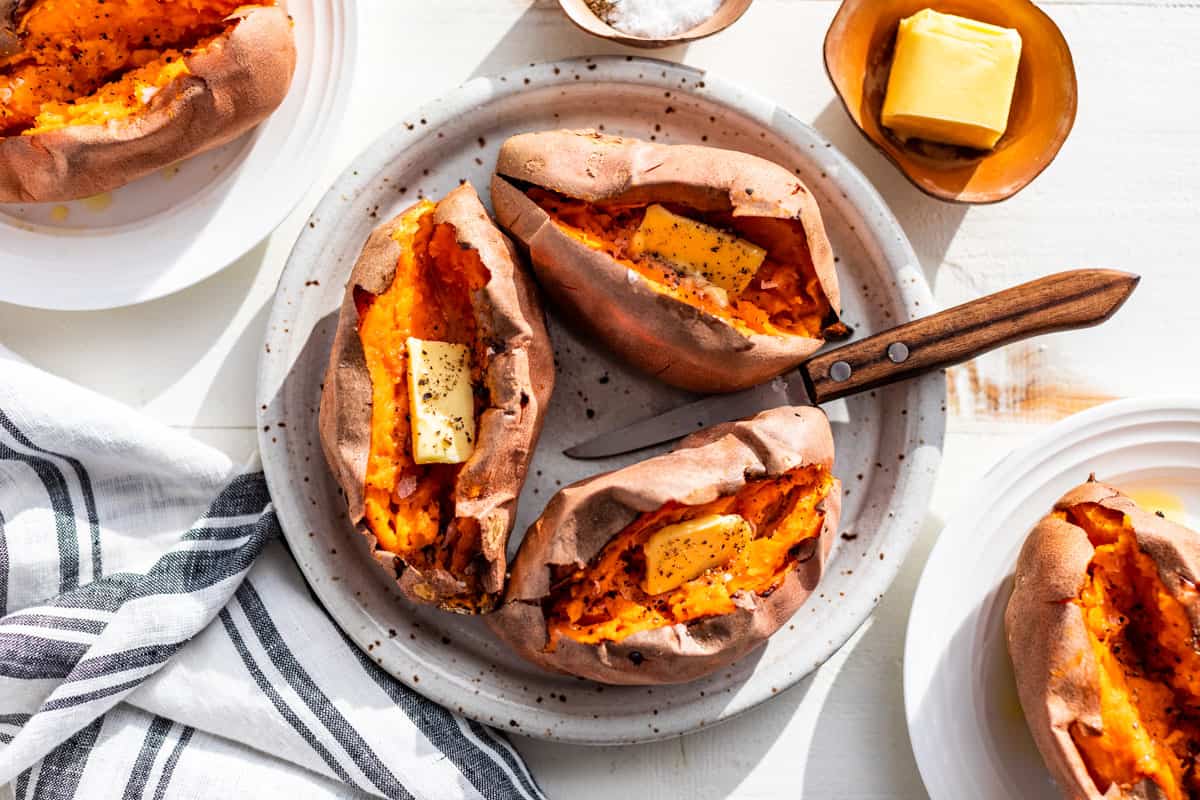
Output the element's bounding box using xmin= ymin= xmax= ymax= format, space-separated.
xmin=629 ymin=204 xmax=767 ymax=296
xmin=406 ymin=337 xmax=476 ymax=465
xmin=881 ymin=8 xmax=1022 ymax=150
xmin=640 ymin=514 xmax=752 ymax=595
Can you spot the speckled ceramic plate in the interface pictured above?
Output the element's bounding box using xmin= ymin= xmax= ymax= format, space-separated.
xmin=0 ymin=0 xmax=356 ymax=310
xmin=905 ymin=397 xmax=1200 ymax=799
xmin=257 ymin=56 xmax=945 ymax=745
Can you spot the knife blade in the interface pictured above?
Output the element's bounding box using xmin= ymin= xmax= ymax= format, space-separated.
xmin=565 ymin=268 xmax=1139 ymax=459
xmin=564 ymin=374 xmax=813 ymax=459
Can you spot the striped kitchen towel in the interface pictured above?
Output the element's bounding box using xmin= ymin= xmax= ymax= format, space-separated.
xmin=0 ymin=348 xmax=544 ymax=800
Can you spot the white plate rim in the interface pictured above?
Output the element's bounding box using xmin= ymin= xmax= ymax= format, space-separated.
xmin=259 ymin=55 xmax=946 ymax=744
xmin=903 ymin=394 xmax=1200 ymax=798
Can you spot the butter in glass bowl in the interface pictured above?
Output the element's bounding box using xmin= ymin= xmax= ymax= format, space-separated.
xmin=881 ymin=9 xmax=1022 ymax=151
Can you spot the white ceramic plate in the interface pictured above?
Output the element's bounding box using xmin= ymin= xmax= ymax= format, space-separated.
xmin=0 ymin=0 xmax=356 ymax=310
xmin=258 ymin=56 xmax=945 ymax=745
xmin=905 ymin=396 xmax=1200 ymax=799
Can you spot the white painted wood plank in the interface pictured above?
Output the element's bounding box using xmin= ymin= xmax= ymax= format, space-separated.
xmin=181 ymin=428 xmax=260 ymax=464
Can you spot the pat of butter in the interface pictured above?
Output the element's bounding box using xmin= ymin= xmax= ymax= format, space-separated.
xmin=406 ymin=337 xmax=476 ymax=465
xmin=881 ymin=8 xmax=1022 ymax=150
xmin=641 ymin=514 xmax=752 ymax=596
xmin=629 ymin=204 xmax=766 ymax=295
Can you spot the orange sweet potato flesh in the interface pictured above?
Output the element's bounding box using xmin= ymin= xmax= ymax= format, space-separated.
xmin=357 ymin=200 xmax=491 ymax=596
xmin=525 ymin=187 xmax=833 ymax=339
xmin=1069 ymin=503 xmax=1200 ymax=799
xmin=0 ymin=0 xmax=265 ymax=135
xmin=546 ymin=464 xmax=835 ymax=646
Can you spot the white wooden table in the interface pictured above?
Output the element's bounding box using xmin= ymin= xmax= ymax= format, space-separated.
xmin=2 ymin=1 xmax=1197 ymax=796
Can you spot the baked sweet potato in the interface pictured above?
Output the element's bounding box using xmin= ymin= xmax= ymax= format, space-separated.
xmin=0 ymin=0 xmax=296 ymax=202
xmin=1007 ymin=480 xmax=1200 ymax=799
xmin=319 ymin=183 xmax=555 ymax=614
xmin=490 ymin=129 xmax=842 ymax=394
xmin=488 ymin=405 xmax=841 ymax=684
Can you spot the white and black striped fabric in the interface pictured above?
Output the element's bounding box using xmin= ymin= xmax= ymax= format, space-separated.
xmin=0 ymin=349 xmax=544 ymax=800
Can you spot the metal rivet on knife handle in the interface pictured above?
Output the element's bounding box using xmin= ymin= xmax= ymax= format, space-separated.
xmin=829 ymin=361 xmax=852 ymax=382
xmin=887 ymin=342 xmax=910 ymax=363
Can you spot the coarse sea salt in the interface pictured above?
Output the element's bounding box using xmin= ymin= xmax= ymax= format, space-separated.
xmin=589 ymin=0 xmax=723 ymax=39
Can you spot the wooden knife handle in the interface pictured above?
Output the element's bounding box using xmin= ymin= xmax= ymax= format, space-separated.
xmin=804 ymin=269 xmax=1140 ymax=405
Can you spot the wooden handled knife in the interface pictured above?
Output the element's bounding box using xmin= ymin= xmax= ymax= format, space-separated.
xmin=565 ymin=269 xmax=1140 ymax=459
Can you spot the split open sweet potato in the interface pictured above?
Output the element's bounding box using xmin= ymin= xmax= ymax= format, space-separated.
xmin=1007 ymin=481 xmax=1200 ymax=800
xmin=489 ymin=405 xmax=841 ymax=684
xmin=0 ymin=0 xmax=295 ymax=202
xmin=490 ymin=129 xmax=842 ymax=394
xmin=319 ymin=183 xmax=555 ymax=613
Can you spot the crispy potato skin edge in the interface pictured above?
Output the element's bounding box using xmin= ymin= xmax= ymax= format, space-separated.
xmin=317 ymin=182 xmax=556 ymax=612
xmin=0 ymin=5 xmax=297 ymax=202
xmin=490 ymin=129 xmax=841 ymax=394
xmin=488 ymin=405 xmax=841 ymax=685
xmin=1005 ymin=481 xmax=1200 ymax=800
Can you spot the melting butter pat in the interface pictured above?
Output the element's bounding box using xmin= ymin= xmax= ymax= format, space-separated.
xmin=641 ymin=514 xmax=752 ymax=595
xmin=629 ymin=204 xmax=766 ymax=295
xmin=406 ymin=337 xmax=476 ymax=465
xmin=881 ymin=9 xmax=1022 ymax=150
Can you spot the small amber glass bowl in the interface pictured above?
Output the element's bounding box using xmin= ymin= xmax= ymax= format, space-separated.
xmin=824 ymin=0 xmax=1078 ymax=203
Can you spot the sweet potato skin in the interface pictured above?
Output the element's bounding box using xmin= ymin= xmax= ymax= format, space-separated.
xmin=0 ymin=0 xmax=30 ymax=58
xmin=0 ymin=4 xmax=296 ymax=202
xmin=490 ymin=129 xmax=841 ymax=394
xmin=488 ymin=405 xmax=841 ymax=685
xmin=318 ymin=182 xmax=555 ymax=612
xmin=1006 ymin=481 xmax=1200 ymax=800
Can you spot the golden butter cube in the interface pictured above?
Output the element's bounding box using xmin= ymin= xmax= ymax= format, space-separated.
xmin=881 ymin=8 xmax=1022 ymax=151
xmin=641 ymin=514 xmax=752 ymax=595
xmin=629 ymin=204 xmax=767 ymax=295
xmin=406 ymin=337 xmax=476 ymax=465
